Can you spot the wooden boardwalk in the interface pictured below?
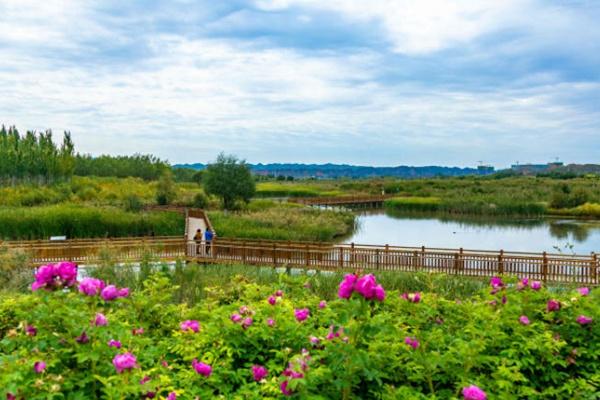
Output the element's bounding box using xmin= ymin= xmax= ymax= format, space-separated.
xmin=289 ymin=195 xmax=394 ymax=207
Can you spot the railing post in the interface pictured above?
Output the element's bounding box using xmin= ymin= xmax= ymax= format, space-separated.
xmin=339 ymin=247 xmax=344 ymax=268
xmin=242 ymin=241 xmax=247 ymax=263
xmin=350 ymin=242 xmax=355 ymax=265
xmin=542 ymin=252 xmax=548 ymax=282
xmin=412 ymin=250 xmax=419 ymax=270
xmin=498 ymin=250 xmax=504 ymax=275
xmin=591 ymin=252 xmax=597 ymax=284
xmin=385 ymin=244 xmax=389 ymax=270
xmin=459 ymin=247 xmax=464 ymax=271
xmin=305 ymin=244 xmax=310 ymax=268
xmin=454 ymin=251 xmax=460 ymax=274
xmin=273 ymin=243 xmax=277 ymax=266
xmin=421 ymin=246 xmax=425 ymax=268
xmin=375 ymin=248 xmax=381 ymax=270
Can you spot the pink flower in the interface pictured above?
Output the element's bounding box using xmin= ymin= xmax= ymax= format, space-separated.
xmin=374 ymin=285 xmax=386 ymax=301
xmin=275 ymin=290 xmax=284 ymax=297
xmin=118 ymin=288 xmax=130 ymax=297
xmin=242 ymin=317 xmax=253 ymax=329
xmin=318 ymin=300 xmax=327 ymax=309
xmin=404 ymin=337 xmax=419 ymax=349
xmin=132 ymin=327 xmax=144 ymax=335
xmin=33 ymin=361 xmax=46 ymax=373
xmin=231 ymin=313 xmax=243 ymax=323
xmin=31 ymin=262 xmax=78 ymax=291
xmin=192 ymin=359 xmax=212 ymax=377
xmin=547 ymin=299 xmax=560 ymax=312
xmin=519 ymin=316 xmax=530 ymax=325
xmin=180 ymin=320 xmax=200 ymax=333
xmin=251 ymin=365 xmax=268 ymax=381
xmin=6 ymin=393 xmax=16 ymax=400
xmin=79 ymin=277 xmax=106 ymax=296
xmin=167 ymin=392 xmax=177 ymax=400
xmin=521 ymin=277 xmax=529 ymax=286
xmin=355 ymin=274 xmax=377 ymax=299
xmin=490 ymin=276 xmax=503 ymax=288
xmin=268 ymin=296 xmax=277 ymax=305
xmin=577 ymin=287 xmax=590 ymax=296
xmin=101 ymin=285 xmax=119 ymax=301
xmin=338 ymin=274 xmax=357 ymax=299
xmin=239 ymin=305 xmax=250 ymax=314
xmin=294 ymin=308 xmax=310 ymax=322
xmin=576 ymin=315 xmax=593 ymax=325
xmin=310 ymin=336 xmax=320 ymax=344
xmin=108 ymin=339 xmax=122 ymax=348
xmin=113 ymin=353 xmax=138 ymax=373
xmin=26 ymin=324 xmax=37 ymax=336
xmin=403 ymin=292 xmax=421 ymax=303
xmin=462 ymin=385 xmax=487 ymax=400
xmin=75 ymin=331 xmax=90 ymax=344
xmin=501 ymin=295 xmax=507 ymax=305
xmin=280 ymin=380 xmax=293 ymax=396
xmin=56 ymin=262 xmax=78 ymax=286
xmin=267 ymin=318 xmax=275 ymax=327
xmin=531 ymin=281 xmax=542 ymax=290
xmin=140 ymin=375 xmax=151 ymax=385
xmin=94 ymin=312 xmax=108 ymax=326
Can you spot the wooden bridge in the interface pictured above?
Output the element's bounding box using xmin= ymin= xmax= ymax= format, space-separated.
xmin=3 ymin=235 xmax=598 ymax=285
xmin=289 ymin=195 xmax=394 ymax=208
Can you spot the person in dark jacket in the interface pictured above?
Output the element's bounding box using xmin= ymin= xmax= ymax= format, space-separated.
xmin=193 ymin=229 xmax=203 ymax=255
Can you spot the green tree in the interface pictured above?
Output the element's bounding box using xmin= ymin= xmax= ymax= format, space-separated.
xmin=155 ymin=170 xmax=177 ymax=205
xmin=203 ymin=153 xmax=255 ymax=209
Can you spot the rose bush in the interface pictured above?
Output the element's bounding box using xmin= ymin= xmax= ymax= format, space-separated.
xmin=0 ymin=264 xmax=598 ymax=399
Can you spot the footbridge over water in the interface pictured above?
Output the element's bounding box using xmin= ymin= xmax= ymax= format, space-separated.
xmin=289 ymin=195 xmax=394 ymax=208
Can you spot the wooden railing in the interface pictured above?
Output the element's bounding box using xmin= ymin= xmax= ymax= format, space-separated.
xmin=289 ymin=195 xmax=394 ymax=206
xmin=3 ymin=235 xmax=598 ymax=284
xmin=191 ymin=238 xmax=599 ymax=285
xmin=2 ymin=236 xmax=186 ymax=266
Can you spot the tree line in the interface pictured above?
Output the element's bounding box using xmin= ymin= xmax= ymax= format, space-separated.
xmin=0 ymin=125 xmax=75 ymax=185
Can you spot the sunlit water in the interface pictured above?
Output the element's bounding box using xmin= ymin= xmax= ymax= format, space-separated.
xmin=342 ymin=210 xmax=600 ymax=255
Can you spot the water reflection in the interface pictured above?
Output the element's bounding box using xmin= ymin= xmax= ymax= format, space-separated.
xmin=341 ymin=210 xmax=600 ymax=254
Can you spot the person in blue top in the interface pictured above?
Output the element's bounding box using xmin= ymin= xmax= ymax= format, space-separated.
xmin=204 ymin=228 xmax=215 ymax=255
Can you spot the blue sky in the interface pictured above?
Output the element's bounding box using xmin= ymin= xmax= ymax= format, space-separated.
xmin=1 ymin=0 xmax=599 ymax=167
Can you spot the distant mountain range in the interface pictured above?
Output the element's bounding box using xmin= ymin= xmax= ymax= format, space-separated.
xmin=173 ymin=163 xmax=495 ymax=179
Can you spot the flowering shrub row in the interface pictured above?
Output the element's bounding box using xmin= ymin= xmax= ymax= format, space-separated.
xmin=0 ymin=264 xmax=598 ymax=399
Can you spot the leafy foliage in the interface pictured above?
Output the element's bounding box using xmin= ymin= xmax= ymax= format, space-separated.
xmin=0 ymin=268 xmax=598 ymax=399
xmin=203 ymin=153 xmax=256 ymax=210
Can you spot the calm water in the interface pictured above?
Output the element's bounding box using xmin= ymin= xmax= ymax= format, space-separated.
xmin=343 ymin=211 xmax=600 ymax=255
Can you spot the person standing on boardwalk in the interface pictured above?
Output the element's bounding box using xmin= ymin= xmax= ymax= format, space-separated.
xmin=193 ymin=228 xmax=203 ymax=255
xmin=205 ymin=228 xmax=214 ymax=255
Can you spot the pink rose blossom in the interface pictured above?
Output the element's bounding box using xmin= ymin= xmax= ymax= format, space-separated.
xmin=26 ymin=324 xmax=37 ymax=336
xmin=167 ymin=392 xmax=176 ymax=400
xmin=94 ymin=313 xmax=108 ymax=326
xmin=280 ymin=380 xmax=293 ymax=396
xmin=231 ymin=313 xmax=243 ymax=323
xmin=490 ymin=276 xmax=503 ymax=288
xmin=576 ymin=315 xmax=593 ymax=325
xmin=75 ymin=331 xmax=89 ymax=344
xmin=242 ymin=317 xmax=253 ymax=329
xmin=355 ymin=274 xmax=377 ymax=299
xmin=79 ymin=277 xmax=105 ymax=296
xmin=318 ymin=300 xmax=327 ymax=309
xmin=180 ymin=320 xmax=200 ymax=333
xmin=34 ymin=361 xmax=46 ymax=373
xmin=338 ymin=274 xmax=357 ymax=299
xmin=192 ymin=359 xmax=212 ymax=377
xmin=577 ymin=287 xmax=590 ymax=296
xmin=404 ymin=336 xmax=419 ymax=349
xmin=132 ymin=327 xmax=144 ymax=335
xmin=462 ymin=385 xmax=487 ymax=400
xmin=294 ymin=308 xmax=310 ymax=322
xmin=531 ymin=281 xmax=542 ymax=290
xmin=113 ymin=353 xmax=138 ymax=373
xmin=519 ymin=316 xmax=530 ymax=325
xmin=275 ymin=290 xmax=283 ymax=297
xmin=547 ymin=299 xmax=561 ymax=312
xmin=251 ymin=365 xmax=268 ymax=381
xmin=267 ymin=318 xmax=275 ymax=327
xmin=268 ymin=296 xmax=277 ymax=305
xmin=108 ymin=339 xmax=122 ymax=348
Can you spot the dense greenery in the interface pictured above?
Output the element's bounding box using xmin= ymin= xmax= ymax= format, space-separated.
xmin=203 ymin=153 xmax=256 ymax=209
xmin=74 ymin=154 xmax=169 ymax=180
xmin=0 ymin=126 xmax=75 ymax=185
xmin=0 ymin=265 xmax=597 ymax=398
xmin=0 ymin=206 xmax=183 ymax=240
xmin=209 ymin=201 xmax=355 ymax=241
xmin=385 ymin=197 xmax=547 ymax=217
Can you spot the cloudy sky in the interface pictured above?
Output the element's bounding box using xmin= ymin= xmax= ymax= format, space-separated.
xmin=1 ymin=0 xmax=599 ymax=167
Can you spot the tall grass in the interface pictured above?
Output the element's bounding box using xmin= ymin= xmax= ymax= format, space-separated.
xmin=84 ymin=262 xmax=489 ymax=305
xmin=209 ymin=206 xmax=356 ymax=241
xmin=385 ymin=196 xmax=547 ymax=217
xmin=0 ymin=205 xmax=184 ymax=240
xmin=255 ymin=182 xmax=343 ymax=198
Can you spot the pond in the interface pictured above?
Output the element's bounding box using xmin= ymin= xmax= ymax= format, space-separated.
xmin=342 ymin=210 xmax=600 ymax=255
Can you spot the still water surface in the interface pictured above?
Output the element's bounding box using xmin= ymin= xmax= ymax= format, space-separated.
xmin=343 ymin=211 xmax=600 ymax=255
